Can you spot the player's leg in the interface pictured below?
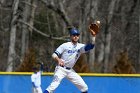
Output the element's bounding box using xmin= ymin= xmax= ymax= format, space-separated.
xmin=44 ymin=66 xmax=67 ymax=93
xmin=66 ymin=70 xmax=88 ymax=93
xmin=32 ymin=87 xmax=37 ymax=93
xmin=36 ymin=87 xmax=43 ymax=93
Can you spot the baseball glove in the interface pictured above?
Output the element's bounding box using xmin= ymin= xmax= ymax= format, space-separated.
xmin=89 ymin=21 xmax=100 ymax=36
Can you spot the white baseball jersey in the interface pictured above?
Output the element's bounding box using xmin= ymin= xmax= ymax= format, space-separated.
xmin=46 ymin=42 xmax=94 ymax=93
xmin=45 ymin=38 xmax=95 ymax=93
xmin=31 ymin=71 xmax=41 ymax=87
xmin=55 ymin=42 xmax=86 ymax=68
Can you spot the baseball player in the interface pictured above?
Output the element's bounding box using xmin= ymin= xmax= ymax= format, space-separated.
xmin=31 ymin=63 xmax=43 ymax=93
xmin=44 ymin=25 xmax=99 ymax=93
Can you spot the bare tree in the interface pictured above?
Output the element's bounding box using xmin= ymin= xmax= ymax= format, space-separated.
xmin=0 ymin=0 xmax=139 ymax=72
xmin=6 ymin=0 xmax=19 ymax=71
xmin=41 ymin=0 xmax=71 ymax=27
xmin=139 ymin=15 xmax=140 ymax=72
xmin=21 ymin=0 xmax=37 ymax=62
xmin=103 ymin=0 xmax=117 ymax=72
xmin=88 ymin=0 xmax=99 ymax=71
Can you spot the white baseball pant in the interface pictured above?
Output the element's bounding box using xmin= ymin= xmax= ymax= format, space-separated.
xmin=46 ymin=66 xmax=88 ymax=93
xmin=32 ymin=87 xmax=43 ymax=93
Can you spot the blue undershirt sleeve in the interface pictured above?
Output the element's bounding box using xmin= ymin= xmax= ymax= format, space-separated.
xmin=84 ymin=43 xmax=94 ymax=51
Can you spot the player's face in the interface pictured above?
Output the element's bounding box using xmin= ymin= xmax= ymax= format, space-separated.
xmin=71 ymin=34 xmax=80 ymax=43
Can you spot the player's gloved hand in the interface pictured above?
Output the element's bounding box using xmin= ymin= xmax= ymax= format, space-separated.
xmin=88 ymin=21 xmax=100 ymax=36
xmin=58 ymin=59 xmax=64 ymax=66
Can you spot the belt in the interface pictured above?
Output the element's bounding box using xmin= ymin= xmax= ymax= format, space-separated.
xmin=60 ymin=66 xmax=71 ymax=70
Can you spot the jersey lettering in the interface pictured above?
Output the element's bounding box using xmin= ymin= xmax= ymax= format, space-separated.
xmin=68 ymin=49 xmax=77 ymax=53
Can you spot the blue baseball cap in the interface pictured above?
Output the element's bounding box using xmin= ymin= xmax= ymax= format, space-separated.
xmin=69 ymin=28 xmax=80 ymax=35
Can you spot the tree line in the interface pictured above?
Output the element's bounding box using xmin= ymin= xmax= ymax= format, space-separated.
xmin=0 ymin=0 xmax=139 ymax=73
